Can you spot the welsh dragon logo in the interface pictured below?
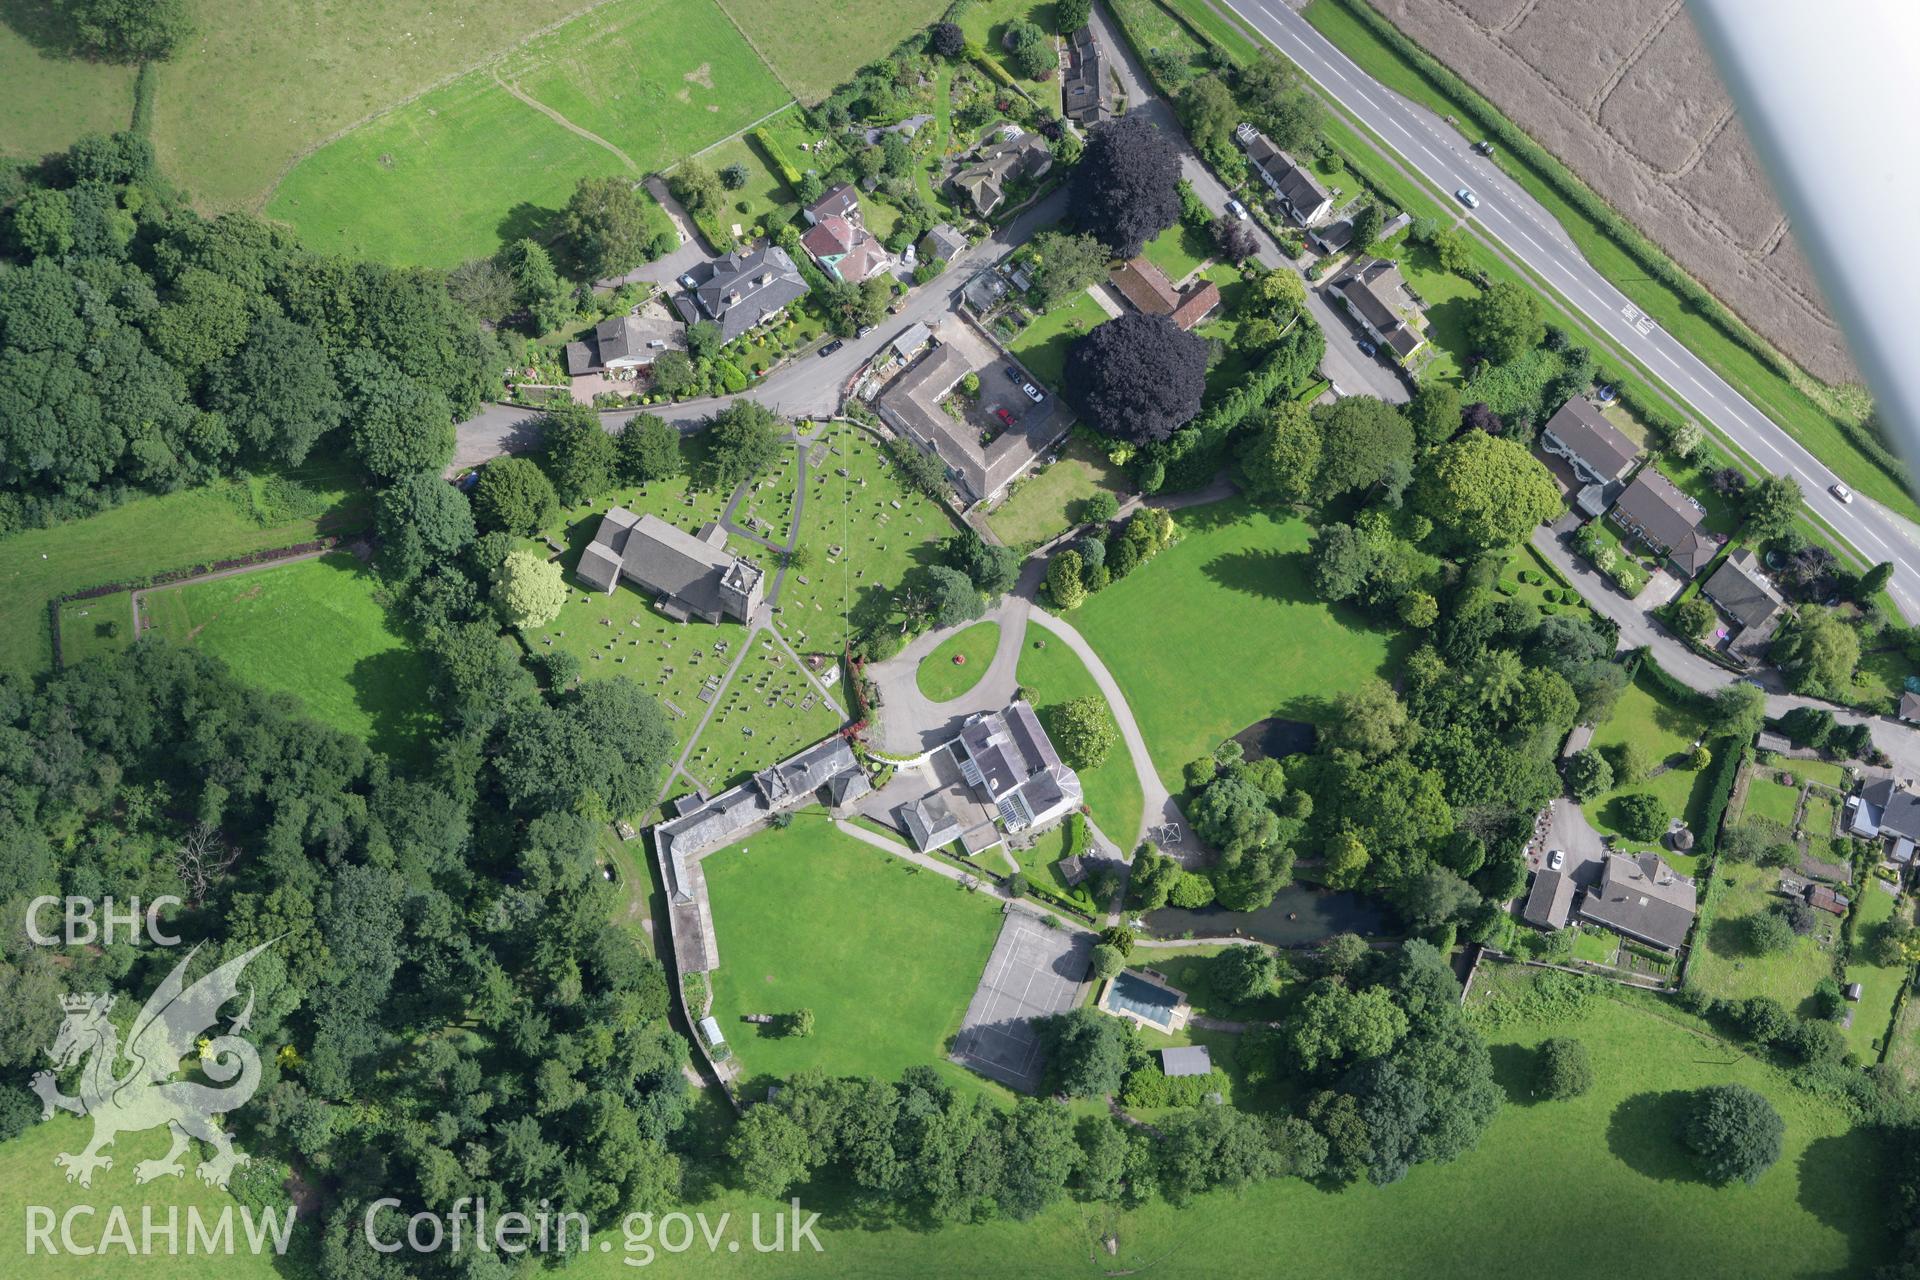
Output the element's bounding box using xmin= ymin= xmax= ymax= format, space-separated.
xmin=31 ymin=941 xmax=274 ymax=1190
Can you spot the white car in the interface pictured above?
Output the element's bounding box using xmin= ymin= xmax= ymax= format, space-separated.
xmin=1547 ymin=849 xmax=1565 ymax=871
xmin=1831 ymin=482 xmax=1854 ymax=503
xmin=1021 ymin=382 xmax=1045 ymax=404
xmin=1455 ymin=187 xmax=1480 ymax=209
xmin=1226 ymin=198 xmax=1248 ymax=221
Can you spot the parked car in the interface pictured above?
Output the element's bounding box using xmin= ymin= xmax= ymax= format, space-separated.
xmin=995 ymin=407 xmax=1015 ymax=426
xmin=1548 ymin=850 xmax=1565 ymax=871
xmin=1831 ymin=482 xmax=1855 ymax=504
xmin=1356 ymin=338 xmax=1378 ymax=358
xmin=678 ymin=273 xmax=697 ymax=289
xmin=1226 ymin=198 xmax=1248 ymax=221
xmin=1004 ymin=365 xmax=1022 ymax=382
xmin=818 ymin=339 xmax=844 ymax=358
xmin=857 ymin=325 xmax=875 ymax=338
xmin=1455 ymin=187 xmax=1480 ymax=208
xmin=1021 ymin=383 xmax=1045 ymax=403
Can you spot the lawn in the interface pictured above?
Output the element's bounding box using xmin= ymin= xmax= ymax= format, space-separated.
xmin=1744 ymin=775 xmax=1804 ymax=829
xmin=266 ymin=0 xmax=786 ymax=266
xmin=708 ymin=0 xmax=949 ymax=102
xmin=774 ymin=421 xmax=955 ymax=653
xmin=0 ymin=22 xmax=136 ymax=163
xmin=1781 ymin=758 xmax=1852 ymax=790
xmin=1013 ymin=818 xmax=1102 ymax=914
xmin=142 ymin=552 xmax=433 ymax=761
xmin=1142 ymin=219 xmax=1212 ymax=284
xmin=684 ymin=636 xmax=844 ymax=791
xmin=695 ymin=131 xmax=796 ymax=238
xmin=916 ymin=621 xmax=1000 ymax=700
xmin=1107 ymin=0 xmax=1210 ymax=88
xmin=1689 ymin=858 xmax=1840 ymax=1013
xmin=558 ymin=962 xmax=1890 ymax=1278
xmin=987 ymin=433 xmax=1130 ymax=548
xmin=56 ymin=590 xmax=134 ymax=667
xmin=0 ymin=467 xmax=365 ymax=679
xmin=1844 ymin=885 xmax=1908 ymax=1059
xmin=1585 ymin=671 xmax=1711 ymax=867
xmin=1072 ymin=499 xmax=1401 ymax=789
xmin=1017 ymin=632 xmax=1146 ymax=847
xmin=1298 ymin=0 xmax=1913 ymax=522
xmin=1386 ymin=235 xmax=1477 ymax=386
xmin=701 ymin=815 xmax=1003 ymax=1095
xmin=1006 ymin=288 xmax=1108 ymax=387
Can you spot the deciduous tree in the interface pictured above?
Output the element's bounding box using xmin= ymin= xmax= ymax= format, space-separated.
xmin=1466 ymin=281 xmax=1545 ymax=364
xmin=1064 ymin=312 xmax=1208 ymax=445
xmin=1682 ymin=1084 xmax=1783 ymax=1186
xmin=1070 ymin=114 xmax=1182 ymax=257
xmin=493 ymin=550 xmax=567 ymax=629
xmin=1414 ymin=432 xmax=1561 ymax=549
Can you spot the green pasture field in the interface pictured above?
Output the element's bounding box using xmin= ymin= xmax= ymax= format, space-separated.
xmin=1072 ymin=499 xmax=1401 ymax=788
xmin=0 ymin=469 xmax=364 ymax=679
xmin=916 ymin=621 xmax=1000 ymax=700
xmin=266 ymin=0 xmax=786 ymax=266
xmin=710 ymin=0 xmax=950 ymax=102
xmin=142 ymin=552 xmax=432 ymax=761
xmin=0 ymin=23 xmax=135 ymax=162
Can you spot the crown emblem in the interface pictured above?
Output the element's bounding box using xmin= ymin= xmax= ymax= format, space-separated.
xmin=61 ymin=993 xmax=112 ymax=1014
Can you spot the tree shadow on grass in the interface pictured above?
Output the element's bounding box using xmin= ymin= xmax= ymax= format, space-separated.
xmin=1198 ymin=548 xmax=1314 ymax=606
xmin=496 ymin=201 xmax=562 ymax=258
xmin=0 ymin=0 xmax=78 ymax=57
xmin=1606 ymin=1090 xmax=1698 ymax=1183
xmin=1798 ymin=1131 xmax=1888 ymax=1274
xmin=1488 ymin=1042 xmax=1544 ymax=1106
xmin=348 ymin=648 xmax=432 ymax=765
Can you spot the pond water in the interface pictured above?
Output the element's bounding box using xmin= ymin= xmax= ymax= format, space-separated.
xmin=1144 ymin=883 xmax=1389 ymax=948
xmin=1230 ymin=717 xmax=1317 ymax=763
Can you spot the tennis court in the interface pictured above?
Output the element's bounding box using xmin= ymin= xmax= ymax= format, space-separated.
xmin=951 ymin=910 xmax=1092 ymax=1094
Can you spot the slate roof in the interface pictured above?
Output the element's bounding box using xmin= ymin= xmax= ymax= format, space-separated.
xmin=1332 ymin=257 xmax=1424 ymax=358
xmin=576 ymin=508 xmax=763 ymax=622
xmin=920 ymin=224 xmax=967 ymax=263
xmin=1702 ymin=548 xmax=1785 ymax=631
xmin=806 ymin=183 xmax=860 ymax=223
xmin=951 ymin=130 xmax=1051 ymax=216
xmin=1541 ymin=398 xmax=1638 ymax=483
xmin=1902 ymin=691 xmax=1920 ymax=723
xmin=1577 ymin=853 xmax=1697 ymax=950
xmin=1062 ymin=25 xmax=1107 ymax=124
xmin=754 ymin=736 xmax=860 ymax=808
xmin=673 ymin=244 xmax=809 ymax=342
xmin=953 ymin=701 xmax=1083 ymax=829
xmin=899 ymin=792 xmax=962 ymax=850
xmin=1522 ymin=867 xmax=1577 ymax=930
xmin=1612 ymin=469 xmax=1715 ymax=576
xmin=1237 ymin=124 xmax=1332 ymax=223
xmin=1160 ymin=1045 xmax=1213 ymax=1077
xmin=1863 ymin=779 xmax=1920 ymax=843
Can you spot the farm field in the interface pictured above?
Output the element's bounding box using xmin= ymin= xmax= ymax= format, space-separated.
xmin=560 ymin=967 xmax=1888 ymax=1279
xmin=143 ymin=553 xmax=433 ymax=761
xmin=0 ymin=471 xmax=364 ymax=679
xmin=144 ymin=0 xmax=588 ymax=211
xmin=1017 ymin=631 xmax=1146 ymax=847
xmin=916 ymin=621 xmax=999 ymax=701
xmin=266 ymin=0 xmax=786 ymax=266
xmin=702 ymin=816 xmax=1003 ymax=1096
xmin=987 ymin=433 xmax=1130 ymax=548
xmin=1072 ymin=499 xmax=1402 ymax=788
xmin=709 ymin=0 xmax=949 ymax=101
xmin=774 ymin=422 xmax=954 ymax=653
xmin=0 ymin=23 xmax=135 ymax=162
xmin=1298 ymin=0 xmax=1909 ymax=521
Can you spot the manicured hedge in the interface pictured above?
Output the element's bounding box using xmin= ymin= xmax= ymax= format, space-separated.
xmin=750 ymin=127 xmax=803 ymax=189
xmin=1694 ymin=737 xmax=1748 ymax=861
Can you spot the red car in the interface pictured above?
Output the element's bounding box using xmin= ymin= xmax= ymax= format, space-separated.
xmin=995 ymin=408 xmax=1015 ymax=426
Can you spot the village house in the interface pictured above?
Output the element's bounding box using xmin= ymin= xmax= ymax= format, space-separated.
xmin=1538 ymin=397 xmax=1640 ymax=517
xmin=874 ymin=342 xmax=1064 ymax=505
xmin=1107 ymin=255 xmax=1221 ymax=331
xmin=1329 ymin=256 xmax=1427 ymax=361
xmin=1236 ymin=122 xmax=1333 ymax=225
xmin=574 ymin=508 xmax=764 ymax=624
xmin=672 ymin=243 xmax=809 ymax=343
xmin=1523 ymin=851 xmax=1698 ymax=952
xmin=563 ymin=304 xmax=686 ymax=379
xmin=800 ymin=201 xmax=889 ymax=284
xmin=919 ymin=223 xmax=968 ymax=265
xmin=1850 ymin=778 xmax=1920 ymax=867
xmin=1609 ymin=468 xmax=1717 ymax=577
xmin=1061 ymin=25 xmax=1108 ymax=125
xmin=1699 ymin=547 xmax=1786 ymax=661
xmin=950 ymin=128 xmax=1052 ymax=217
